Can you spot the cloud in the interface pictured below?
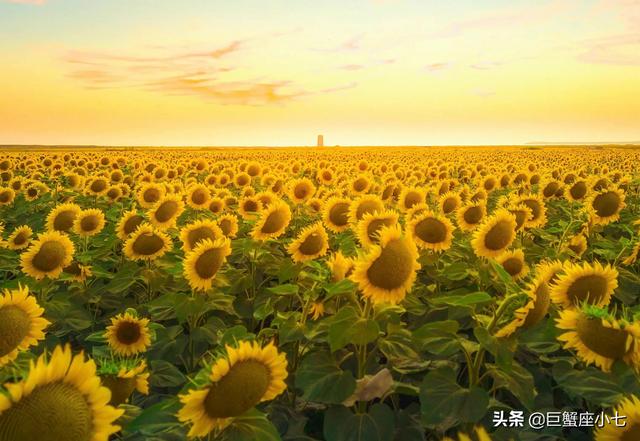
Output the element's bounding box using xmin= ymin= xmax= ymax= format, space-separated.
xmin=314 ymin=35 xmax=363 ymax=53
xmin=424 ymin=62 xmax=452 ymax=73
xmin=576 ymin=33 xmax=640 ymax=66
xmin=339 ymin=64 xmax=365 ymax=71
xmin=63 ymin=41 xmax=354 ymax=105
xmin=430 ymin=0 xmax=576 ymax=38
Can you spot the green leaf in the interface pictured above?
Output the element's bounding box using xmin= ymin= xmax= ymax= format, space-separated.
xmin=486 ymin=362 xmax=537 ymax=410
xmin=123 ymin=398 xmax=181 ymax=435
xmin=430 ymin=292 xmax=494 ymax=307
xmin=324 ymin=404 xmax=395 ymax=441
xmin=267 ymin=284 xmax=299 ymax=296
xmin=552 ymin=361 xmax=624 ymax=406
xmin=420 ymin=367 xmax=489 ymax=430
xmin=295 ymin=351 xmax=356 ymax=404
xmin=149 ymin=360 xmax=187 ymax=388
xmin=217 ymin=409 xmax=282 ymax=441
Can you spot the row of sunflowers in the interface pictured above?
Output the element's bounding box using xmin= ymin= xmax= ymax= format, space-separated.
xmin=0 ymin=146 xmax=639 ymax=440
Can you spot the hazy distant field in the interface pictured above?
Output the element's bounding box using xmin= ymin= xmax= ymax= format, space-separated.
xmin=1 ymin=146 xmax=639 ymax=441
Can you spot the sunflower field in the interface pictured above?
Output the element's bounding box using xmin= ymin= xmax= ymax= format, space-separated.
xmin=1 ymin=146 xmax=640 ymax=441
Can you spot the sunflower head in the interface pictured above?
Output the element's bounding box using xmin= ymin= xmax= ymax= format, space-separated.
xmin=20 ymin=231 xmax=75 ymax=280
xmin=0 ymin=284 xmax=50 ymax=366
xmin=287 ymin=222 xmax=330 ymax=263
xmin=456 ymin=202 xmax=487 ymax=232
xmin=5 ymin=225 xmax=33 ymax=250
xmin=178 ymin=340 xmax=288 ymax=438
xmin=251 ymin=199 xmax=292 ymax=241
xmin=550 ymin=261 xmax=617 ymax=309
xmin=0 ymin=345 xmax=123 ymax=441
xmin=216 ymin=214 xmax=239 ymax=238
xmin=471 ymin=209 xmax=517 ymax=258
xmin=408 ymin=211 xmax=455 ymax=251
xmin=356 ymin=210 xmax=399 ymax=248
xmin=99 ymin=359 xmax=150 ymax=406
xmin=595 ymin=395 xmax=640 ymax=441
xmin=116 ymin=209 xmax=145 ymax=241
xmin=180 ymin=219 xmax=224 ymax=253
xmin=183 ymin=237 xmax=232 ymax=291
xmin=105 ymin=311 xmax=152 ymax=356
xmin=327 ymin=251 xmax=355 ymax=282
xmin=588 ymin=187 xmax=626 ymax=226
xmin=348 ymin=195 xmax=385 ymax=224
xmin=288 ymin=178 xmax=316 ymax=203
xmin=73 ymin=208 xmax=106 ymax=237
xmin=323 ymin=197 xmax=352 ymax=233
xmin=495 ymin=249 xmax=529 ymax=280
xmin=350 ymin=225 xmax=420 ymax=304
xmin=123 ymin=223 xmax=172 ymax=261
xmin=148 ymin=194 xmax=185 ymax=229
xmin=46 ymin=203 xmax=82 ymax=233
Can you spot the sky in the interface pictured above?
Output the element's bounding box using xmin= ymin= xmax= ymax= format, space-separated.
xmin=0 ymin=0 xmax=639 ymax=146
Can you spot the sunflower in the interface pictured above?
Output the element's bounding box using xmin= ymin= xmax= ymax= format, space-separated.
xmin=350 ymin=225 xmax=420 ymax=304
xmin=323 ymin=197 xmax=352 ymax=233
xmin=556 ymin=306 xmax=640 ymax=372
xmin=116 ymin=209 xmax=145 ymax=241
xmin=408 ymin=211 xmax=455 ymax=251
xmin=356 ymin=210 xmax=399 ymax=248
xmin=0 ymin=345 xmax=123 ymax=441
xmin=148 ymin=194 xmax=185 ymax=229
xmin=309 ymin=302 xmax=325 ymax=320
xmin=216 ymin=214 xmax=239 ymax=238
xmin=100 ymin=360 xmax=150 ymax=406
xmin=536 ymin=259 xmax=565 ymax=285
xmin=442 ymin=426 xmax=493 ymax=441
xmin=0 ymin=187 xmax=15 ymax=206
xmin=470 ymin=209 xmax=517 ymax=258
xmin=349 ymin=174 xmax=372 ymax=195
xmin=288 ymin=178 xmax=316 ymax=204
xmin=186 ymin=184 xmax=211 ymax=210
xmin=238 ymin=196 xmax=263 ymax=220
xmin=348 ymin=194 xmax=385 ymax=224
xmin=456 ymin=202 xmax=487 ymax=232
xmin=183 ymin=238 xmax=232 ymax=291
xmin=73 ymin=208 xmax=106 ymax=237
xmin=287 ymin=222 xmax=330 ymax=263
xmin=405 ymin=202 xmax=430 ymax=221
xmin=495 ymin=249 xmax=529 ymax=280
xmin=208 ymin=197 xmax=226 ymax=215
xmin=507 ymin=203 xmax=532 ymax=232
xmin=180 ymin=219 xmax=224 ymax=253
xmin=46 ymin=202 xmax=82 ymax=233
xmin=439 ymin=191 xmax=462 ymax=215
xmin=20 ymin=231 xmax=75 ymax=280
xmin=566 ymin=234 xmax=588 ymax=258
xmin=0 ymin=284 xmax=50 ymax=366
xmin=398 ymin=186 xmax=426 ymax=212
xmin=63 ymin=261 xmax=93 ymax=283
xmin=136 ymin=182 xmax=165 ymax=208
xmin=495 ymin=275 xmax=550 ymax=337
xmin=566 ymin=179 xmax=589 ymax=202
xmin=327 ymin=251 xmax=355 ymax=282
xmin=105 ymin=312 xmax=152 ymax=356
xmin=550 ymin=261 xmax=617 ymax=308
xmin=123 ymin=223 xmax=172 ymax=261
xmin=595 ymin=395 xmax=640 ymax=441
xmin=514 ymin=194 xmax=547 ymax=229
xmin=251 ymin=199 xmax=292 ymax=241
xmin=5 ymin=225 xmax=33 ymax=250
xmin=178 ymin=340 xmax=288 ymax=438
xmin=587 ymin=187 xmax=626 ymax=226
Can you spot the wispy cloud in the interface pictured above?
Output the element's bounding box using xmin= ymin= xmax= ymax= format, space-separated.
xmin=63 ymin=40 xmax=354 ymax=105
xmin=424 ymin=62 xmax=452 ymax=73
xmin=577 ymin=33 xmax=640 ymax=66
xmin=3 ymin=0 xmax=46 ymax=4
xmin=469 ymin=61 xmax=502 ymax=70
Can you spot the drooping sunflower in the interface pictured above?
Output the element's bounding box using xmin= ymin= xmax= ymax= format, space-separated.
xmin=470 ymin=209 xmax=517 ymax=258
xmin=327 ymin=251 xmax=355 ymax=282
xmin=587 ymin=187 xmax=626 ymax=226
xmin=63 ymin=261 xmax=93 ymax=283
xmin=73 ymin=208 xmax=106 ymax=237
xmin=116 ymin=209 xmax=145 ymax=241
xmin=20 ymin=230 xmax=75 ymax=280
xmin=148 ymin=194 xmax=185 ymax=229
xmin=180 ymin=219 xmax=224 ymax=253
xmin=556 ymin=306 xmax=640 ymax=372
xmin=356 ymin=210 xmax=399 ymax=248
xmin=123 ymin=223 xmax=172 ymax=261
xmin=566 ymin=234 xmax=588 ymax=258
xmin=407 ymin=211 xmax=455 ymax=252
xmin=5 ymin=225 xmax=33 ymax=250
xmin=495 ymin=275 xmax=550 ymax=338
xmin=186 ymin=184 xmax=211 ymax=210
xmin=105 ymin=311 xmax=152 ymax=356
xmin=323 ymin=197 xmax=352 ymax=233
xmin=309 ymin=302 xmax=325 ymax=320
xmin=350 ymin=225 xmax=420 ymax=304
xmin=623 ymin=241 xmax=640 ymax=266
xmin=595 ymin=395 xmax=640 ymax=441
xmin=442 ymin=426 xmax=493 ymax=441
xmin=46 ymin=202 xmax=82 ymax=233
xmin=495 ymin=249 xmax=529 ymax=280
xmin=183 ymin=237 xmax=232 ymax=291
xmin=550 ymin=261 xmax=617 ymax=308
xmin=178 ymin=340 xmax=288 ymax=438
xmin=216 ymin=214 xmax=239 ymax=238
xmin=456 ymin=202 xmax=487 ymax=232
xmin=348 ymin=194 xmax=385 ymax=224
xmin=0 ymin=345 xmax=123 ymax=441
xmin=251 ymin=199 xmax=292 ymax=241
xmin=100 ymin=360 xmax=150 ymax=406
xmin=287 ymin=222 xmax=330 ymax=263
xmin=0 ymin=284 xmax=50 ymax=366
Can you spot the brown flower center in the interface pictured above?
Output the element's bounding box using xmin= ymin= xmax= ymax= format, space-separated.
xmin=261 ymin=208 xmax=288 ymax=234
xmin=0 ymin=305 xmax=31 ymax=357
xmin=116 ymin=321 xmax=142 ymax=345
xmin=576 ymin=314 xmax=632 ymax=359
xmin=101 ymin=376 xmax=137 ymax=406
xmin=463 ymin=206 xmax=483 ymax=225
xmin=194 ymin=247 xmax=226 ymax=279
xmin=566 ymin=275 xmax=608 ymax=306
xmin=53 ymin=210 xmax=77 ymax=232
xmin=592 ymin=191 xmax=621 ymax=217
xmin=413 ymin=217 xmax=447 ymax=244
xmin=187 ymin=227 xmax=219 ymax=250
xmin=328 ymin=202 xmax=350 ymax=227
xmin=297 ymin=232 xmax=325 ymax=256
xmin=483 ymin=220 xmax=514 ymax=251
xmin=132 ymin=233 xmax=165 ymax=256
xmin=366 ymin=238 xmax=414 ymax=290
xmin=32 ymin=240 xmax=67 ymax=272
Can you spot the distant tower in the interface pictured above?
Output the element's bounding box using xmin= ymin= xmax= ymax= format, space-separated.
xmin=317 ymin=134 xmax=324 ymax=147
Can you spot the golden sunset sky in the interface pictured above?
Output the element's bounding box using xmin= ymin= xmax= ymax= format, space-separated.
xmin=1 ymin=0 xmax=639 ymax=146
